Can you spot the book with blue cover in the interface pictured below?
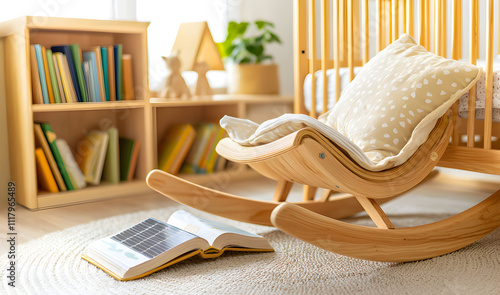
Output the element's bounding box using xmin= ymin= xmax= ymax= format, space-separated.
xmin=34 ymin=44 xmax=49 ymax=104
xmin=83 ymin=51 xmax=102 ymax=102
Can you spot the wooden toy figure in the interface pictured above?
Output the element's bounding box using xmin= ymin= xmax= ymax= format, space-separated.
xmin=160 ymin=54 xmax=191 ymax=99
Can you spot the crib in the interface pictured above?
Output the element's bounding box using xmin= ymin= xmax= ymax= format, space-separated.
xmin=294 ymin=0 xmax=500 ymax=175
xmin=147 ymin=0 xmax=500 ymax=262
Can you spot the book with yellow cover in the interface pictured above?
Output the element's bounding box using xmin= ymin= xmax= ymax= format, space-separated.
xmin=82 ymin=210 xmax=273 ymax=281
xmin=34 ymin=148 xmax=59 ymax=193
xmin=158 ymin=124 xmax=196 ymax=175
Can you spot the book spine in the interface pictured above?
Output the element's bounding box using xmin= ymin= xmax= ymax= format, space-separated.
xmin=41 ymin=46 xmax=55 ymax=104
xmin=52 ymin=46 xmax=82 ymax=102
xmin=34 ymin=45 xmax=49 ymax=104
xmin=114 ymin=44 xmax=123 ymax=100
xmin=39 ymin=123 xmax=75 ymax=190
xmin=122 ymin=54 xmax=134 ymax=100
xmin=30 ymin=45 xmax=44 ymax=104
xmin=45 ymin=50 xmax=61 ymax=103
xmin=34 ymin=123 xmax=67 ymax=191
xmin=34 ymin=148 xmax=59 ymax=193
xmin=100 ymin=47 xmax=110 ymax=101
xmin=69 ymin=44 xmax=88 ymax=102
xmin=54 ymin=53 xmax=72 ymax=103
xmin=107 ymin=45 xmax=116 ymax=101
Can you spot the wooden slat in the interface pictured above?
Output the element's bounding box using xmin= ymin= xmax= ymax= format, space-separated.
xmin=273 ymin=180 xmax=294 ymax=202
xmin=308 ymin=0 xmax=317 ymax=118
xmin=293 ymin=0 xmax=308 ymax=114
xmin=392 ymin=0 xmax=399 ymax=42
xmin=348 ymin=0 xmax=355 ymax=81
xmin=408 ymin=0 xmax=414 ymax=37
xmin=440 ymin=146 xmax=500 ymax=175
xmin=434 ymin=0 xmax=446 ymax=56
xmin=425 ymin=0 xmax=430 ymax=50
xmin=403 ymin=0 xmax=407 ymax=34
xmin=484 ymin=0 xmax=495 ymax=150
xmin=419 ymin=0 xmax=426 ymax=49
xmin=451 ymin=0 xmax=462 ymax=60
xmin=320 ymin=0 xmax=329 ymax=114
xmin=334 ymin=0 xmax=341 ymax=101
xmin=467 ymin=0 xmax=478 ymax=148
xmin=377 ymin=0 xmax=383 ymax=52
xmin=363 ymin=0 xmax=369 ymax=64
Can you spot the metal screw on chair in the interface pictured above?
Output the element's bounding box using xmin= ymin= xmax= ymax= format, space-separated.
xmin=319 ymin=152 xmax=325 ymax=159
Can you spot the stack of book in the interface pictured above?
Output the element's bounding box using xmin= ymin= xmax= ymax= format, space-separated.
xmin=157 ymin=123 xmax=229 ymax=175
xmin=34 ymin=122 xmax=140 ymax=193
xmin=30 ymin=43 xmax=134 ymax=104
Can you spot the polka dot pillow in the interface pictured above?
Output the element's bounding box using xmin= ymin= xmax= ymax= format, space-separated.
xmin=319 ymin=34 xmax=481 ymax=170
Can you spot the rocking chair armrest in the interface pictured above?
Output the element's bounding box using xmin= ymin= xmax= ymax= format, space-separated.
xmin=216 ymin=128 xmax=322 ymax=163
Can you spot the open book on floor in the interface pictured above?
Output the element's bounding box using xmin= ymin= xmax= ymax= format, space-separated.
xmin=81 ymin=210 xmax=273 ymax=281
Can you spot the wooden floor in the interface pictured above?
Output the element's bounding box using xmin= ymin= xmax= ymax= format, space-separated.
xmin=2 ymin=168 xmax=500 ymax=250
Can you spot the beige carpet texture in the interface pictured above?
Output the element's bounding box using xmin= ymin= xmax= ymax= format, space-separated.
xmin=1 ymin=197 xmax=500 ymax=295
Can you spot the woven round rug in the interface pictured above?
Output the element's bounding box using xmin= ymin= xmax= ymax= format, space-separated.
xmin=2 ymin=198 xmax=499 ymax=295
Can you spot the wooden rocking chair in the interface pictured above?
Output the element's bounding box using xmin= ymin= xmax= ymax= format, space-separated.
xmin=147 ymin=112 xmax=500 ymax=262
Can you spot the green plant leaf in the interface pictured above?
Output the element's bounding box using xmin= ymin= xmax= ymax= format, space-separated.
xmin=239 ymin=57 xmax=252 ymax=64
xmin=255 ymin=20 xmax=274 ymax=30
xmin=246 ymin=44 xmax=264 ymax=57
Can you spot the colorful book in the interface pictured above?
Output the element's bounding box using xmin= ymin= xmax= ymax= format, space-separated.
xmin=197 ymin=126 xmax=223 ymax=173
xmin=30 ymin=45 xmax=43 ymax=104
xmin=114 ymin=44 xmax=123 ymax=100
xmin=35 ymin=148 xmax=59 ymax=193
xmin=54 ymin=53 xmax=72 ymax=102
xmin=83 ymin=51 xmax=101 ymax=102
xmin=82 ymin=61 xmax=92 ymax=102
xmin=34 ymin=45 xmax=49 ymax=104
xmin=34 ymin=123 xmax=67 ymax=191
xmin=102 ymin=127 xmax=120 ymax=184
xmin=39 ymin=123 xmax=75 ymax=190
xmin=82 ymin=210 xmax=273 ymax=281
xmin=122 ymin=54 xmax=134 ymax=100
xmin=119 ymin=138 xmax=140 ymax=181
xmin=100 ymin=47 xmax=110 ymax=101
xmin=46 ymin=50 xmax=62 ymax=103
xmin=52 ymin=45 xmax=82 ymax=102
xmin=158 ymin=124 xmax=196 ymax=175
xmin=56 ymin=138 xmax=87 ymax=190
xmin=107 ymin=45 xmax=116 ymax=101
xmin=52 ymin=54 xmax=66 ymax=103
xmin=204 ymin=127 xmax=227 ymax=174
xmin=76 ymin=130 xmax=109 ymax=185
xmin=41 ymin=46 xmax=55 ymax=103
xmin=69 ymin=44 xmax=88 ymax=102
xmin=180 ymin=123 xmax=216 ymax=174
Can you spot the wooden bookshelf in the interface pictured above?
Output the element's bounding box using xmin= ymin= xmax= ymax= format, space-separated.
xmin=1 ymin=16 xmax=293 ymax=210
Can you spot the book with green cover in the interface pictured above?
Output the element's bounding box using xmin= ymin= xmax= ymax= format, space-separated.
xmin=102 ymin=127 xmax=120 ymax=184
xmin=69 ymin=44 xmax=88 ymax=102
xmin=100 ymin=47 xmax=110 ymax=101
xmin=119 ymin=138 xmax=139 ymax=181
xmin=56 ymin=138 xmax=86 ymax=190
xmin=45 ymin=49 xmax=61 ymax=103
xmin=39 ymin=122 xmax=75 ymax=190
xmin=204 ymin=127 xmax=227 ymax=174
xmin=158 ymin=124 xmax=196 ymax=175
xmin=114 ymin=44 xmax=123 ymax=100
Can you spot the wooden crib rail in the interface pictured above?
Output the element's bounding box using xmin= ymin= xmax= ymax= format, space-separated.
xmin=294 ymin=0 xmax=500 ymax=175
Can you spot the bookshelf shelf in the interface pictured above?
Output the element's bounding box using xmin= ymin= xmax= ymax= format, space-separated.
xmin=32 ymin=100 xmax=146 ymax=112
xmin=1 ymin=16 xmax=293 ymax=210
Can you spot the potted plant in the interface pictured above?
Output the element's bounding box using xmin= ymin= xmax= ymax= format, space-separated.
xmin=217 ymin=20 xmax=282 ymax=94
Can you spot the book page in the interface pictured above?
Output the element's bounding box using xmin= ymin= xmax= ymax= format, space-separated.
xmin=167 ymin=210 xmax=261 ymax=247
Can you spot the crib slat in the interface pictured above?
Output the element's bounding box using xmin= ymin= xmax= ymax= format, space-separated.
xmin=452 ymin=0 xmax=462 ymax=60
xmin=408 ymin=0 xmax=414 ymax=37
xmin=348 ymin=0 xmax=355 ymax=81
xmin=334 ymin=0 xmax=341 ymax=101
xmin=308 ymin=0 xmax=317 ymax=118
xmin=320 ymin=0 xmax=329 ymax=114
xmin=467 ymin=0 xmax=478 ymax=148
xmin=363 ymin=0 xmax=369 ymax=64
xmin=377 ymin=0 xmax=383 ymax=52
xmin=392 ymin=0 xmax=399 ymax=42
xmin=293 ymin=0 xmax=308 ymax=115
xmin=434 ymin=0 xmax=446 ymax=56
xmin=484 ymin=0 xmax=494 ymax=150
xmin=387 ymin=0 xmax=392 ymax=46
xmin=403 ymin=0 xmax=407 ymax=34
xmin=419 ymin=0 xmax=428 ymax=50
